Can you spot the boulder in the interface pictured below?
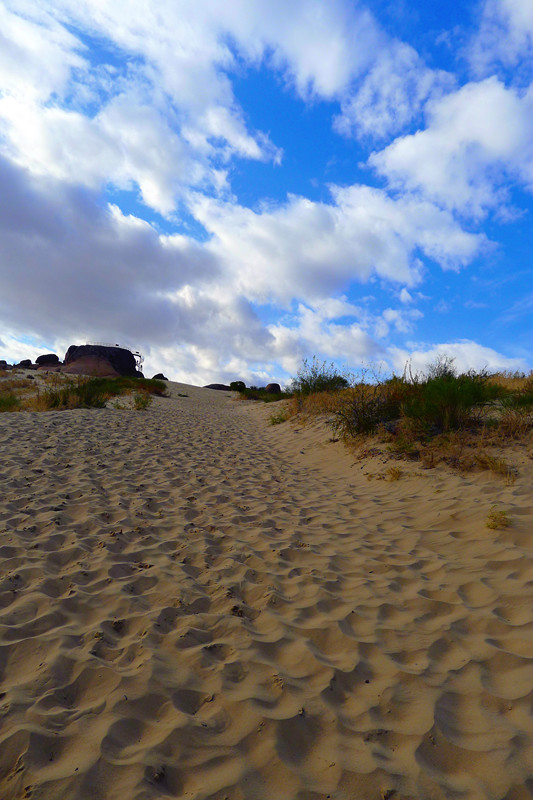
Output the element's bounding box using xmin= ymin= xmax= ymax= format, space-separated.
xmin=16 ymin=359 xmax=32 ymax=368
xmin=36 ymin=353 xmax=60 ymax=365
xmin=64 ymin=344 xmax=137 ymax=377
xmin=265 ymin=383 xmax=282 ymax=394
xmin=63 ymin=356 xmax=120 ymax=377
xmin=0 ymin=360 xmax=9 ymax=370
xmin=203 ymin=383 xmax=231 ymax=391
xmin=152 ymin=373 xmax=169 ymax=381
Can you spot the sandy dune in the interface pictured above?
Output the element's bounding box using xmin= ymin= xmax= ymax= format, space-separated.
xmin=1 ymin=382 xmax=533 ymax=800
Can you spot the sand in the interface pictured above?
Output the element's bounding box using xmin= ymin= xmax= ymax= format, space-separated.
xmin=1 ymin=382 xmax=533 ymax=800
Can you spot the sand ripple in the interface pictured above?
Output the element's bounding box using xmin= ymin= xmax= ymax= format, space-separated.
xmin=1 ymin=383 xmax=533 ymax=799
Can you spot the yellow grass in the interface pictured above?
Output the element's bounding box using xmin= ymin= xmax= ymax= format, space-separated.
xmin=486 ymin=505 xmax=511 ymax=529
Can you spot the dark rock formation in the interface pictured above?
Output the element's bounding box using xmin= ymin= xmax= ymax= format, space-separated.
xmin=152 ymin=373 xmax=169 ymax=381
xmin=0 ymin=360 xmax=9 ymax=370
xmin=16 ymin=359 xmax=32 ymax=368
xmin=203 ymin=383 xmax=231 ymax=391
xmin=265 ymin=383 xmax=282 ymax=394
xmin=64 ymin=344 xmax=137 ymax=377
xmin=36 ymin=353 xmax=60 ymax=365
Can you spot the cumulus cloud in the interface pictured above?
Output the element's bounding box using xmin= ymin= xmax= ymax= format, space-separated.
xmin=0 ymin=4 xmax=85 ymax=102
xmin=0 ymin=0 xmax=385 ymax=214
xmin=267 ymin=299 xmax=382 ymax=375
xmin=335 ymin=41 xmax=453 ymax=140
xmin=389 ymin=340 xmax=526 ymax=375
xmin=0 ymin=1 xmax=528 ymax=381
xmin=0 ymin=156 xmax=222 ymax=345
xmin=469 ymin=0 xmax=533 ymax=77
xmin=190 ymin=184 xmax=485 ymax=306
xmin=370 ymin=77 xmax=533 ymax=217
xmin=0 ymin=155 xmax=387 ymax=383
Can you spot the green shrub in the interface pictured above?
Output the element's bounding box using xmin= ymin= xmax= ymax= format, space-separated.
xmin=43 ymin=376 xmax=167 ymax=410
xmin=401 ymin=370 xmax=505 ymax=432
xmin=229 ymin=381 xmax=246 ymax=392
xmin=133 ymin=392 xmax=152 ymax=410
xmin=0 ymin=394 xmax=20 ymax=412
xmin=331 ymin=373 xmax=413 ymax=437
xmin=290 ymin=357 xmax=348 ymax=396
xmin=269 ymin=408 xmax=290 ymax=425
xmin=239 ymin=387 xmax=292 ymax=403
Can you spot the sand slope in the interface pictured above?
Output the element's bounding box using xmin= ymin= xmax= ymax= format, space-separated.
xmin=1 ymin=383 xmax=533 ymax=800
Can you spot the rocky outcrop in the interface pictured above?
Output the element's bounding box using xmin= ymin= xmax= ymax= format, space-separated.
xmin=63 ymin=356 xmax=121 ymax=377
xmin=64 ymin=344 xmax=138 ymax=377
xmin=152 ymin=373 xmax=169 ymax=381
xmin=203 ymin=383 xmax=231 ymax=391
xmin=36 ymin=353 xmax=60 ymax=365
xmin=265 ymin=383 xmax=281 ymax=394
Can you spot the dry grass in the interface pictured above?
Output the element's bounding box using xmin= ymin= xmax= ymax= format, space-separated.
xmin=268 ymin=406 xmax=291 ymax=425
xmin=475 ymin=452 xmax=517 ymax=483
xmin=488 ymin=370 xmax=533 ymax=392
xmin=291 ymin=389 xmax=348 ymax=417
xmin=495 ymin=408 xmax=533 ymax=439
xmin=289 ymin=365 xmax=533 ymax=478
xmin=386 ymin=466 xmax=403 ymax=481
xmin=0 ymin=377 xmax=35 ymax=392
xmin=486 ymin=506 xmax=511 ymax=529
xmin=0 ymin=373 xmax=166 ymax=412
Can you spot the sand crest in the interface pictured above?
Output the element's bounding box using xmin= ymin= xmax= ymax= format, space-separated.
xmin=1 ymin=383 xmax=533 ymax=800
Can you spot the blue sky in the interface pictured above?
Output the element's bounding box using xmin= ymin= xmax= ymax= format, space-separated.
xmin=0 ymin=0 xmax=532 ymax=383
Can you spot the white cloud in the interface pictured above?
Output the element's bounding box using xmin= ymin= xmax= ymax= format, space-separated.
xmin=0 ymin=156 xmax=221 ymax=346
xmin=0 ymin=1 xmax=286 ymax=215
xmin=389 ymin=340 xmax=526 ymax=376
xmin=190 ymin=184 xmax=485 ymax=306
xmin=469 ymin=0 xmax=533 ymax=76
xmin=0 ymin=0 xmax=385 ymax=215
xmin=1 ymin=1 xmax=530 ymax=382
xmin=0 ymin=154 xmax=386 ymax=384
xmin=335 ymin=41 xmax=453 ymax=140
xmin=370 ymin=77 xmax=533 ymax=217
xmin=0 ymin=94 xmax=217 ymax=215
xmin=0 ymin=4 xmax=85 ymax=102
xmin=267 ymin=301 xmax=381 ymax=376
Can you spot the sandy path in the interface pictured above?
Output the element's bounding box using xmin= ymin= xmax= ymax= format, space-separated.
xmin=1 ymin=384 xmax=533 ymax=800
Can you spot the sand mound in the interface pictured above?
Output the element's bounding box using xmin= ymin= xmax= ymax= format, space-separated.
xmin=1 ymin=383 xmax=533 ymax=799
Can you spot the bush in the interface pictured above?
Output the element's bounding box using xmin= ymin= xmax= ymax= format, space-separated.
xmin=290 ymin=357 xmax=348 ymax=396
xmin=0 ymin=394 xmax=20 ymax=412
xmin=330 ymin=373 xmax=414 ymax=437
xmin=401 ymin=369 xmax=505 ymax=433
xmin=42 ymin=376 xmax=167 ymax=410
xmin=134 ymin=392 xmax=152 ymax=410
xmin=229 ymin=381 xmax=246 ymax=392
xmin=238 ymin=387 xmax=292 ymax=403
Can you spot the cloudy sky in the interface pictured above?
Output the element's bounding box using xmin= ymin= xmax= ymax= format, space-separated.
xmin=1 ymin=0 xmax=532 ymax=383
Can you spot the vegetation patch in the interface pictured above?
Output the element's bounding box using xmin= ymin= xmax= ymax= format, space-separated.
xmin=486 ymin=506 xmax=511 ymax=529
xmin=237 ymin=386 xmax=292 ymax=403
xmin=0 ymin=393 xmax=20 ymax=412
xmin=42 ymin=376 xmax=167 ymax=410
xmin=290 ymin=356 xmax=349 ymax=396
xmin=0 ymin=374 xmax=167 ymax=412
xmin=284 ymin=355 xmax=533 ymax=478
xmin=269 ymin=407 xmax=291 ymax=425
